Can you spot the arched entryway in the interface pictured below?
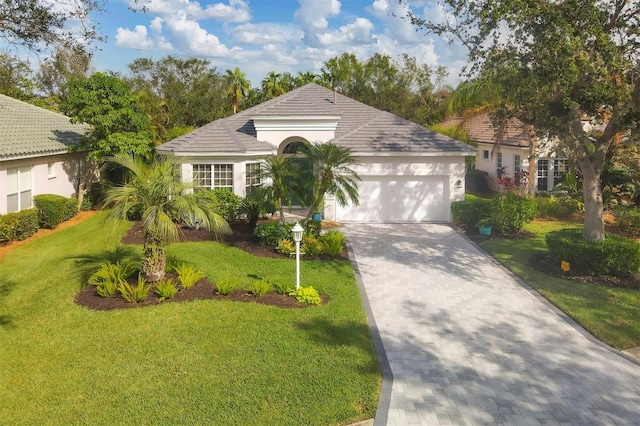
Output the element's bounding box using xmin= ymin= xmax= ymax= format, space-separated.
xmin=279 ymin=139 xmax=313 ymax=207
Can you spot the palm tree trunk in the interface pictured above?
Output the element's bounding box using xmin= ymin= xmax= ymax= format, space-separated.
xmin=142 ymin=233 xmax=166 ymax=282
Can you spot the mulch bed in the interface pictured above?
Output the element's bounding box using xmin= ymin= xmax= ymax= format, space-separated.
xmin=76 ymin=222 xmax=332 ymax=311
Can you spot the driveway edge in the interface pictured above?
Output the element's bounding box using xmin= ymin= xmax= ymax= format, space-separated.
xmin=346 ymin=241 xmax=393 ymax=426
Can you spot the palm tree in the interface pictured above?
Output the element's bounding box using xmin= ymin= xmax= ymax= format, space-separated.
xmin=260 ymin=156 xmax=295 ymax=224
xmin=261 ymin=71 xmax=286 ymax=100
xmin=294 ymin=71 xmax=318 ymax=87
xmin=225 ymin=67 xmax=251 ymax=114
xmin=300 ymin=142 xmax=361 ymax=222
xmin=102 ymin=154 xmax=231 ymax=282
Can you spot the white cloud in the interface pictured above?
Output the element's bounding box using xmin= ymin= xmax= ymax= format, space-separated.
xmin=127 ymin=0 xmax=250 ymax=23
xmin=116 ymin=25 xmax=173 ymax=50
xmin=317 ymin=18 xmax=375 ymax=46
xmin=163 ymin=15 xmax=231 ymax=56
xmin=294 ymin=0 xmax=342 ymax=46
xmin=233 ymin=23 xmax=303 ymax=45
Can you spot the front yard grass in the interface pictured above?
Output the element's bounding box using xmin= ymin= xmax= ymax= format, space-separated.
xmin=480 ymin=219 xmax=640 ymax=351
xmin=0 ymin=213 xmax=380 ymax=425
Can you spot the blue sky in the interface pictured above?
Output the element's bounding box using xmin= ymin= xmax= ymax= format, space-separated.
xmin=91 ymin=0 xmax=469 ymax=88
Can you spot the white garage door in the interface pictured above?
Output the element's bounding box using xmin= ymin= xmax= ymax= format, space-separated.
xmin=337 ymin=175 xmax=449 ymax=223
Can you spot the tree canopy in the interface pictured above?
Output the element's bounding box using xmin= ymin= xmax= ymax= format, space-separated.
xmin=405 ymin=0 xmax=640 ymax=240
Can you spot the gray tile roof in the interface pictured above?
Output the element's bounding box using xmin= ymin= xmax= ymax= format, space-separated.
xmin=158 ymin=84 xmax=476 ymax=156
xmin=0 ymin=94 xmax=90 ymax=160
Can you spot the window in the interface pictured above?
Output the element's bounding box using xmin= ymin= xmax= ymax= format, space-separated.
xmin=496 ymin=152 xmax=503 ymax=177
xmin=7 ymin=166 xmax=32 ymax=213
xmin=245 ymin=163 xmax=261 ymax=194
xmin=553 ymin=159 xmax=568 ymax=186
xmin=47 ymin=162 xmax=56 ymax=178
xmin=483 ymin=150 xmax=489 ymax=159
xmin=537 ymin=159 xmax=549 ymax=191
xmin=192 ymin=164 xmax=234 ymax=190
xmin=514 ymin=155 xmax=521 ymax=185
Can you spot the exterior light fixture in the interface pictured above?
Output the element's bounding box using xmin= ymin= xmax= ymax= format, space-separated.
xmin=292 ymin=222 xmax=304 ymax=290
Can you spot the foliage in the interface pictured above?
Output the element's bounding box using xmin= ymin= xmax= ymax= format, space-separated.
xmin=155 ymin=278 xmax=178 ymax=302
xmin=490 ymin=192 xmax=537 ymax=234
xmin=240 ymin=187 xmax=276 ymax=228
xmin=272 ymin=279 xmax=293 ymax=295
xmin=214 ymin=278 xmax=238 ymax=295
xmin=61 ymin=72 xmax=154 ymax=162
xmin=225 ymin=67 xmax=251 ymax=114
xmin=276 ymin=239 xmax=296 ymax=256
xmin=173 ymin=263 xmax=205 ymax=290
xmin=320 ymin=230 xmax=346 ymax=257
xmin=248 ymin=279 xmax=271 ymax=297
xmin=404 ymin=0 xmax=640 ymax=241
xmin=476 ymin=218 xmax=493 ymax=228
xmin=612 ymin=207 xmax=640 ymax=235
xmin=0 ymin=209 xmax=39 ymax=243
xmin=259 ymin=157 xmax=296 ymax=224
xmin=289 ymin=286 xmax=322 ymax=305
xmin=450 ymin=195 xmax=492 ymax=229
xmin=300 ymin=142 xmax=361 ymax=222
xmin=33 ymin=194 xmax=77 ymax=229
xmin=255 ymin=222 xmax=294 ymax=247
xmin=302 ymin=236 xmax=325 ymax=257
xmin=0 ymin=53 xmax=35 ymax=100
xmin=546 ymin=228 xmax=640 ymax=276
xmin=209 ymin=189 xmax=242 ymax=222
xmin=117 ymin=275 xmax=151 ymax=304
xmin=102 ymin=154 xmax=231 ymax=282
xmin=89 ymin=261 xmax=136 ymax=298
xmin=535 ymin=195 xmax=583 ymax=219
xmin=304 ymin=218 xmax=322 ymax=237
xmin=36 ymin=46 xmax=92 ymax=102
xmin=465 ymin=168 xmax=490 ymax=193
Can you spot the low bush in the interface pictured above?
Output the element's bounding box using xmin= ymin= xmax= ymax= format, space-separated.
xmin=451 ymin=195 xmax=492 ymax=229
xmin=465 ymin=168 xmax=490 ymax=193
xmin=535 ymin=196 xmax=582 ymax=219
xmin=305 ymin=219 xmax=322 ymax=237
xmin=215 ymin=278 xmax=237 ymax=295
xmin=490 ymin=192 xmax=537 ymax=234
xmin=613 ymin=207 xmax=640 ymax=234
xmin=118 ymin=275 xmax=151 ymax=303
xmin=174 ymin=263 xmax=205 ymax=289
xmin=276 ymin=239 xmax=295 ymax=255
xmin=546 ymin=228 xmax=640 ymax=276
xmin=289 ymin=286 xmax=322 ymax=305
xmin=248 ymin=279 xmax=271 ymax=297
xmin=33 ymin=194 xmax=77 ymax=229
xmin=302 ymin=236 xmax=324 ymax=257
xmin=272 ymin=279 xmax=293 ymax=295
xmin=255 ymin=221 xmax=294 ymax=246
xmin=155 ymin=278 xmax=178 ymax=302
xmin=320 ymin=230 xmax=346 ymax=257
xmin=89 ymin=262 xmax=136 ymax=298
xmin=0 ymin=209 xmax=39 ymax=243
xmin=195 ymin=188 xmax=242 ymax=222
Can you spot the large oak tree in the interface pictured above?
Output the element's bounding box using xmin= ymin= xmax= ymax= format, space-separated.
xmin=405 ymin=0 xmax=640 ymax=240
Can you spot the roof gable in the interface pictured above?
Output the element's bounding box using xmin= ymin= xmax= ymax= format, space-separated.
xmin=158 ymin=84 xmax=475 ymax=156
xmin=0 ymin=95 xmax=90 ymax=160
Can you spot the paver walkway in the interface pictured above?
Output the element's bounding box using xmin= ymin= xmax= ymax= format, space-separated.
xmin=343 ymin=224 xmax=640 ymax=426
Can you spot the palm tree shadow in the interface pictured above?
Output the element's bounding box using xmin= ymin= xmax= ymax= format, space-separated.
xmin=0 ymin=279 xmax=17 ymax=329
xmin=68 ymin=245 xmax=140 ymax=289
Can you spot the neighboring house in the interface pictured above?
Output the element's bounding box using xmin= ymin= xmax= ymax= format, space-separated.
xmin=0 ymin=95 xmax=91 ymax=215
xmin=445 ymin=113 xmax=569 ymax=192
xmin=157 ymin=84 xmax=476 ymax=223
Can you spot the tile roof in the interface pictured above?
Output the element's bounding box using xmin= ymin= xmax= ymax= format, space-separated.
xmin=442 ymin=113 xmax=529 ymax=147
xmin=158 ymin=84 xmax=476 ymax=155
xmin=0 ymin=94 xmax=90 ymax=160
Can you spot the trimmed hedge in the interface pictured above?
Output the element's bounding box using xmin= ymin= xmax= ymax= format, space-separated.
xmin=0 ymin=209 xmax=39 ymax=243
xmin=546 ymin=228 xmax=640 ymax=276
xmin=33 ymin=194 xmax=78 ymax=229
xmin=451 ymin=196 xmax=492 ymax=229
xmin=465 ymin=168 xmax=490 ymax=193
xmin=491 ymin=192 xmax=537 ymax=234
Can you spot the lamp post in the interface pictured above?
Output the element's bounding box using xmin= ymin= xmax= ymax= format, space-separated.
xmin=292 ymin=222 xmax=304 ymax=290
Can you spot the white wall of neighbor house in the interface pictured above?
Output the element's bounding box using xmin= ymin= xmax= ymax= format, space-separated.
xmin=0 ymin=153 xmax=84 ymax=215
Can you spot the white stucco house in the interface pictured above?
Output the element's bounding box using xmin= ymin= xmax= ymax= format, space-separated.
xmin=157 ymin=84 xmax=476 ymax=223
xmin=0 ymin=95 xmax=91 ymax=215
xmin=446 ymin=113 xmax=569 ymax=192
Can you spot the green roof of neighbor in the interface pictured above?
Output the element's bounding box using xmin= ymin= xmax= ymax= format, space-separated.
xmin=0 ymin=94 xmax=90 ymax=161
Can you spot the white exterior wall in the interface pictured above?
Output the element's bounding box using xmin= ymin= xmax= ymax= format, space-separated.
xmin=181 ymin=156 xmax=265 ymax=198
xmin=475 ymin=143 xmax=529 ymax=190
xmin=0 ymin=153 xmax=83 ymax=215
xmin=253 ymin=116 xmax=339 ymax=147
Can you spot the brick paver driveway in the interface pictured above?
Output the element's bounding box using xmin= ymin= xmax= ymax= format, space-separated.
xmin=343 ymin=224 xmax=640 ymax=426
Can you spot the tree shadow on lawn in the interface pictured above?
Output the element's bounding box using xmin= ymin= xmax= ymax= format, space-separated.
xmin=0 ymin=279 xmax=17 ymax=329
xmin=68 ymin=245 xmax=140 ymax=289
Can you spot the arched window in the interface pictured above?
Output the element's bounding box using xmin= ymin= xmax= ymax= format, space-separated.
xmin=282 ymin=140 xmax=306 ymax=155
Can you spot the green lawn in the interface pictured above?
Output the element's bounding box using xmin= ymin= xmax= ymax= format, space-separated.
xmin=0 ymin=213 xmax=380 ymax=425
xmin=480 ymin=219 xmax=640 ymax=351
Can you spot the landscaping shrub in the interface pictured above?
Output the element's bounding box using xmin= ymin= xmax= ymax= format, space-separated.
xmin=289 ymin=286 xmax=321 ymax=305
xmin=465 ymin=168 xmax=490 ymax=193
xmin=305 ymin=219 xmax=322 ymax=237
xmin=535 ymin=195 xmax=582 ymax=219
xmin=613 ymin=207 xmax=640 ymax=234
xmin=272 ymin=279 xmax=293 ymax=295
xmin=302 ymin=235 xmax=325 ymax=257
xmin=215 ymin=278 xmax=237 ymax=295
xmin=195 ymin=188 xmax=242 ymax=222
xmin=0 ymin=209 xmax=39 ymax=242
xmin=89 ymin=262 xmax=136 ymax=298
xmin=248 ymin=279 xmax=271 ymax=297
xmin=118 ymin=275 xmax=151 ymax=303
xmin=155 ymin=278 xmax=178 ymax=302
xmin=86 ymin=181 xmax=109 ymax=209
xmin=320 ymin=230 xmax=346 ymax=257
xmin=546 ymin=228 xmax=640 ymax=276
xmin=173 ymin=263 xmax=205 ymax=289
xmin=276 ymin=238 xmax=296 ymax=255
xmin=451 ymin=195 xmax=492 ymax=229
xmin=490 ymin=192 xmax=537 ymax=234
xmin=33 ymin=194 xmax=77 ymax=229
xmin=255 ymin=221 xmax=294 ymax=246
